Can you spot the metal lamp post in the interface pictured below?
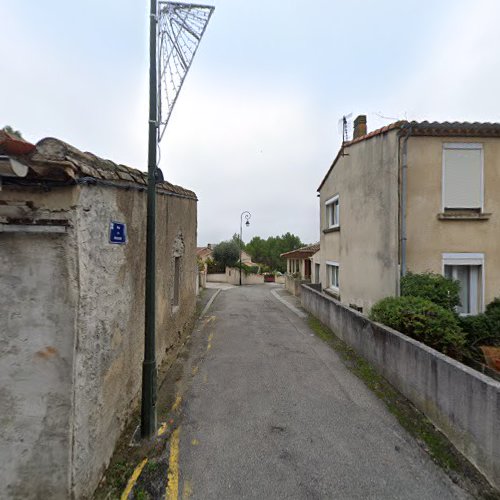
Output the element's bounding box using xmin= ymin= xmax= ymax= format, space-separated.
xmin=239 ymin=211 xmax=251 ymax=286
xmin=141 ymin=0 xmax=214 ymax=439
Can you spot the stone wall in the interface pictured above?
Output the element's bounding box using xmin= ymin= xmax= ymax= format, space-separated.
xmin=0 ymin=182 xmax=197 ymax=498
xmin=301 ymin=284 xmax=500 ymax=490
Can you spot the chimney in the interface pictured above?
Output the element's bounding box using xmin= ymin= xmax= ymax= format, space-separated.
xmin=353 ymin=115 xmax=367 ymax=139
xmin=207 ymin=243 xmax=212 ymax=250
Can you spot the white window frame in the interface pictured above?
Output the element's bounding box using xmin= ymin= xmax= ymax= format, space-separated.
xmin=325 ymin=194 xmax=340 ymax=229
xmin=442 ymin=252 xmax=485 ymax=315
xmin=326 ymin=260 xmax=339 ymax=292
xmin=442 ymin=143 xmax=484 ymax=212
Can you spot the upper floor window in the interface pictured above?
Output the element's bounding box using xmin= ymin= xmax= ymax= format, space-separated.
xmin=443 ymin=143 xmax=483 ymax=211
xmin=325 ymin=195 xmax=340 ymax=229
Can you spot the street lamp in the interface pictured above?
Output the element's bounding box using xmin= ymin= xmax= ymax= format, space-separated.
xmin=141 ymin=0 xmax=214 ymax=439
xmin=239 ymin=211 xmax=251 ymax=286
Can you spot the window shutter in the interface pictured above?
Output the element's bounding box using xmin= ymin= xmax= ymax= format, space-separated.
xmin=443 ymin=147 xmax=482 ymax=209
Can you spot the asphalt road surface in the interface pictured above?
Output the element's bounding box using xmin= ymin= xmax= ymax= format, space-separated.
xmin=175 ymin=284 xmax=469 ymax=500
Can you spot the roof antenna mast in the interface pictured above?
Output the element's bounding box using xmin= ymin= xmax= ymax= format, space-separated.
xmin=338 ymin=113 xmax=352 ymax=156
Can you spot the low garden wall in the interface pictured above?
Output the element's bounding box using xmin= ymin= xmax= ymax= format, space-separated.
xmin=206 ymin=273 xmax=226 ymax=283
xmin=285 ymin=274 xmax=308 ymax=296
xmin=301 ymin=284 xmax=500 ymax=490
xmin=226 ymin=267 xmax=264 ymax=285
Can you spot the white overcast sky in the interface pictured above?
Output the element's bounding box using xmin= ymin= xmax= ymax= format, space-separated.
xmin=2 ymin=0 xmax=500 ymax=245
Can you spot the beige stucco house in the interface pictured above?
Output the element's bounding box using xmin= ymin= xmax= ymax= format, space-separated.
xmin=281 ymin=243 xmax=320 ymax=281
xmin=318 ymin=116 xmax=500 ymax=314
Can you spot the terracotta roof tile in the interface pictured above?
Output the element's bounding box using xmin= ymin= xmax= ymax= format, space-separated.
xmin=20 ymin=137 xmax=197 ymax=199
xmin=318 ymin=119 xmax=500 ymax=191
xmin=0 ymin=130 xmax=36 ymax=156
xmin=280 ymin=242 xmax=320 ymax=258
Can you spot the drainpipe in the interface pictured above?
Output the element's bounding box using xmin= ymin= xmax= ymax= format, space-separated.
xmin=400 ymin=124 xmax=412 ymax=284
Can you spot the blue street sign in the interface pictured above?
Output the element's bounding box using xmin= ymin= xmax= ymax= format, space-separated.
xmin=109 ymin=221 xmax=127 ymax=244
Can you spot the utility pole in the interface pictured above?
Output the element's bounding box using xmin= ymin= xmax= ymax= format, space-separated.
xmin=140 ymin=1 xmax=214 ymax=439
xmin=141 ymin=0 xmax=159 ymax=439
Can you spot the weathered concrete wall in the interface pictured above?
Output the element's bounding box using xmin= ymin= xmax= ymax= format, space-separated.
xmin=406 ymin=136 xmax=500 ymax=306
xmin=199 ymin=271 xmax=207 ymax=289
xmin=275 ymin=275 xmax=286 ymax=285
xmin=226 ymin=267 xmax=264 ymax=285
xmin=0 ymin=187 xmax=79 ymax=499
xmin=301 ymin=284 xmax=500 ymax=489
xmin=319 ymin=130 xmax=400 ymax=312
xmin=0 ymin=182 xmax=197 ymax=499
xmin=71 ymin=186 xmax=197 ymax=498
xmin=285 ymin=274 xmax=308 ymax=296
xmin=207 ymin=273 xmax=226 ymax=283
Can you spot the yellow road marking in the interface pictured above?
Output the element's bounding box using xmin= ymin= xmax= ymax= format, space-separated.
xmin=182 ymin=479 xmax=192 ymax=499
xmin=121 ymin=458 xmax=147 ymax=500
xmin=191 ymin=439 xmax=199 ymax=446
xmin=172 ymin=395 xmax=182 ymax=412
xmin=165 ymin=427 xmax=181 ymax=500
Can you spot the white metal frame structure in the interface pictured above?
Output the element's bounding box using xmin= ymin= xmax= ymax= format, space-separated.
xmin=157 ymin=2 xmax=215 ymax=142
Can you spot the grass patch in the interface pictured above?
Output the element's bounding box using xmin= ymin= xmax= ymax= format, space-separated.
xmin=308 ymin=315 xmax=500 ymax=499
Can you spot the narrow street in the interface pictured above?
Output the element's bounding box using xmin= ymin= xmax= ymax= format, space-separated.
xmin=168 ymin=284 xmax=470 ymax=500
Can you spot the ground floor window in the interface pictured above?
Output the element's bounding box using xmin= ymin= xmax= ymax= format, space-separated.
xmin=289 ymin=259 xmax=300 ymax=274
xmin=326 ymin=261 xmax=339 ymax=291
xmin=442 ymin=253 xmax=484 ymax=315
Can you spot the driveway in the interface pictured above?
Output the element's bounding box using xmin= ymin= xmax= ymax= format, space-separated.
xmin=172 ymin=284 xmax=469 ymax=499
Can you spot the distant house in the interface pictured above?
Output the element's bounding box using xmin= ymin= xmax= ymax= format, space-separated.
xmin=281 ymin=243 xmax=320 ymax=281
xmin=318 ymin=115 xmax=500 ymax=313
xmin=197 ymin=244 xmax=256 ymax=267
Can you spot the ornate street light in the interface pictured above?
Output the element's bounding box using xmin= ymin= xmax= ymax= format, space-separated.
xmin=239 ymin=211 xmax=251 ymax=286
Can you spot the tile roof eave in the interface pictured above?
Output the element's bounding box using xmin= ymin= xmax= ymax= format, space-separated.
xmin=317 ymin=119 xmax=500 ymax=192
xmin=15 ymin=137 xmax=197 ymax=200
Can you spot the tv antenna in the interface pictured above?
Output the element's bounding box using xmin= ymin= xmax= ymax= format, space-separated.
xmin=337 ymin=113 xmax=352 ymax=154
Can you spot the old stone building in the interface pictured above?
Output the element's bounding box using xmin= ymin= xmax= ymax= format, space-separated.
xmin=0 ymin=131 xmax=198 ymax=498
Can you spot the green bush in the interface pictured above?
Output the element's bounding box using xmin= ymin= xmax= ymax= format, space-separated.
xmin=370 ymin=296 xmax=465 ymax=357
xmin=401 ymin=272 xmax=461 ymax=311
xmin=486 ymin=297 xmax=500 ymax=319
xmin=460 ymin=297 xmax=500 ymax=360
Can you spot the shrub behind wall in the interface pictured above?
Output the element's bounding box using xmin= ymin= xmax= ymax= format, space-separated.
xmin=369 ymin=296 xmax=465 ymax=358
xmin=401 ymin=272 xmax=461 ymax=311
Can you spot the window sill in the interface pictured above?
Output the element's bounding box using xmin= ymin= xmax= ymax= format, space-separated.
xmin=438 ymin=212 xmax=491 ymax=221
xmin=323 ymin=226 xmax=340 ymax=234
xmin=324 ymin=287 xmax=340 ymax=300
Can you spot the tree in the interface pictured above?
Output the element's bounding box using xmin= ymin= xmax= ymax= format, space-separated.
xmin=2 ymin=126 xmax=23 ymax=139
xmin=245 ymin=232 xmax=303 ymax=272
xmin=212 ymin=240 xmax=240 ymax=269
